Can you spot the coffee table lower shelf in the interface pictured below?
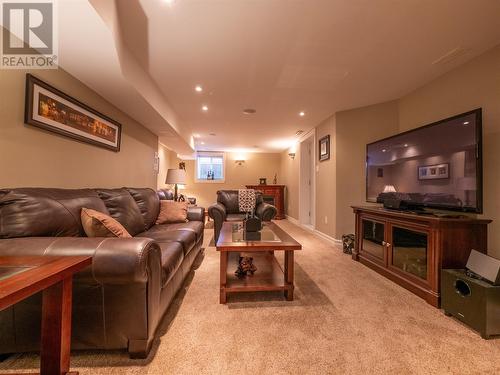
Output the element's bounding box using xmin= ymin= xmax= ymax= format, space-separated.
xmin=220 ymin=251 xmax=294 ymax=303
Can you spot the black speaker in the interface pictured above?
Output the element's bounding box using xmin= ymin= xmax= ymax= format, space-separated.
xmin=466 ymin=250 xmax=500 ymax=285
xmin=441 ymin=269 xmax=500 ymax=339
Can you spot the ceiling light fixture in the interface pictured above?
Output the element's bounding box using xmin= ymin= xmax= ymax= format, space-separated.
xmin=299 ymin=111 xmax=305 ymax=117
xmin=235 ymin=160 xmax=245 ymax=166
xmin=463 ymin=121 xmax=470 ymax=125
xmin=209 ymin=133 xmax=216 ymax=136
xmin=288 ymin=152 xmax=296 ymax=160
xmin=163 ymin=0 xmax=175 ymax=5
xmin=243 ymin=108 xmax=256 ymax=115
xmin=202 ymin=105 xmax=208 ymax=111
xmin=404 ymin=144 xmax=408 ymax=147
xmin=200 ymin=141 xmax=205 ymax=145
xmin=382 ymin=149 xmax=387 ymax=153
xmin=195 ymin=85 xmax=203 ymax=92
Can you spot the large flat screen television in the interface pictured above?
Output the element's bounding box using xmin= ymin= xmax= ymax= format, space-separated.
xmin=366 ymin=109 xmax=482 ymax=213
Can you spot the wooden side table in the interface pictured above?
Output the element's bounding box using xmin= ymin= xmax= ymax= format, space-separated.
xmin=0 ymin=256 xmax=92 ymax=375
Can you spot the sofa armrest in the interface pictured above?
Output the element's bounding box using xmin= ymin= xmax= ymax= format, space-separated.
xmin=208 ymin=202 xmax=226 ymax=222
xmin=255 ymin=202 xmax=277 ymax=221
xmin=187 ymin=206 xmax=205 ymax=222
xmin=0 ymin=237 xmax=161 ymax=285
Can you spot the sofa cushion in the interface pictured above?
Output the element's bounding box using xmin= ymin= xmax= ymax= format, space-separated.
xmin=125 ymin=187 xmax=160 ymax=230
xmin=217 ymin=190 xmax=264 ymax=214
xmin=226 ymin=213 xmax=247 ymax=221
xmin=156 ymin=201 xmax=188 ymax=224
xmin=81 ymin=208 xmax=132 ymax=238
xmin=0 ymin=188 xmax=109 ymax=238
xmin=150 ymin=221 xmax=204 ymax=242
xmin=94 ymin=188 xmax=145 ymax=236
xmin=158 ymin=241 xmax=184 ymax=286
xmin=137 ymin=227 xmax=196 ymax=255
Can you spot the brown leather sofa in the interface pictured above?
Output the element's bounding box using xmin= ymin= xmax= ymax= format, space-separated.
xmin=0 ymin=187 xmax=204 ymax=358
xmin=208 ymin=190 xmax=277 ymax=243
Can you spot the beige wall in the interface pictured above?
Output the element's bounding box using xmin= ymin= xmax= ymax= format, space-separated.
xmin=335 ymin=101 xmax=400 ymax=237
xmin=0 ymin=69 xmax=158 ymax=188
xmin=398 ymin=45 xmax=500 ymax=257
xmin=280 ymin=146 xmax=300 ymax=220
xmin=315 ymin=116 xmax=336 ymax=237
xmin=157 ymin=142 xmax=180 ymax=189
xmin=177 ymin=152 xmax=281 ymax=209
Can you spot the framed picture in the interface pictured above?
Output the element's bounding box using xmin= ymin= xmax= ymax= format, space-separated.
xmin=25 ymin=74 xmax=122 ymax=152
xmin=418 ymin=163 xmax=450 ymax=180
xmin=319 ymin=135 xmax=330 ymax=161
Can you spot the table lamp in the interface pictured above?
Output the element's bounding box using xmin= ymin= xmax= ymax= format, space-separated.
xmin=166 ymin=168 xmax=187 ymax=201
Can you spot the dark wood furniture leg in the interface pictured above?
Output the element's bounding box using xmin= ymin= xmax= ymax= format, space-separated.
xmin=220 ymin=252 xmax=228 ymax=304
xmin=284 ymin=250 xmax=294 ymax=301
xmin=40 ymin=277 xmax=75 ymax=375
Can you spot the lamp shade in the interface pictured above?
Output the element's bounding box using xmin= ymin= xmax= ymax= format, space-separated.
xmin=383 ymin=185 xmax=397 ymax=193
xmin=165 ymin=169 xmax=186 ymax=185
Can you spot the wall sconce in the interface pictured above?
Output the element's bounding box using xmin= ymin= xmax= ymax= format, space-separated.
xmin=288 ymin=152 xmax=296 ymax=160
xmin=235 ymin=160 xmax=245 ymax=166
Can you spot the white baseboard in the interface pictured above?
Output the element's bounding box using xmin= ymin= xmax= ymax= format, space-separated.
xmin=284 ymin=215 xmax=341 ymax=245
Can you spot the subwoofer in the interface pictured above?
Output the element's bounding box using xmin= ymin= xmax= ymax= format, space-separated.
xmin=441 ymin=269 xmax=500 ymax=339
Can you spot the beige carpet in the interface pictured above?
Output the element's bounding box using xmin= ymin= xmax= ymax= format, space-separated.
xmin=1 ymin=220 xmax=499 ymax=374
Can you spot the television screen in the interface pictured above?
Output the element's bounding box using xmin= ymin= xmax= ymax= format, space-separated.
xmin=366 ymin=109 xmax=482 ymax=213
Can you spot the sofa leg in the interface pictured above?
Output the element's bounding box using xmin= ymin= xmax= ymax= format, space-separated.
xmin=128 ymin=339 xmax=151 ymax=359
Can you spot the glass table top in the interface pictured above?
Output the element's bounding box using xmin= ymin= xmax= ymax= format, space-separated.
xmin=230 ymin=222 xmax=282 ymax=243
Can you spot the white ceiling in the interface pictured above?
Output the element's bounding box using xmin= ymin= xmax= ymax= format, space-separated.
xmin=54 ymin=1 xmax=500 ymax=153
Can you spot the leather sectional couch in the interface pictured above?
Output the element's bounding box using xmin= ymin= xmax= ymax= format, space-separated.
xmin=0 ymin=187 xmax=204 ymax=358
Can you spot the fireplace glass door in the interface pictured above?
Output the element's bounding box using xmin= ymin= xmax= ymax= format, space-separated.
xmin=390 ymin=226 xmax=428 ymax=280
xmin=361 ymin=219 xmax=385 ymax=263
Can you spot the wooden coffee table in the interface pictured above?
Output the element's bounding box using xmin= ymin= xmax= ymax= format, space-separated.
xmin=0 ymin=256 xmax=92 ymax=375
xmin=216 ymin=222 xmax=302 ymax=303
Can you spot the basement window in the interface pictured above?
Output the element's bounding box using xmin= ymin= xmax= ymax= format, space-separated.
xmin=195 ymin=151 xmax=225 ymax=183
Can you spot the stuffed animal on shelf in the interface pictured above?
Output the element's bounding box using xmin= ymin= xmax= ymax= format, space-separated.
xmin=235 ymin=256 xmax=257 ymax=278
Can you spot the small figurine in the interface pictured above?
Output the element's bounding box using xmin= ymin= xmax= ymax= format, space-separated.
xmin=235 ymin=256 xmax=257 ymax=278
xmin=273 ymin=173 xmax=277 ymax=185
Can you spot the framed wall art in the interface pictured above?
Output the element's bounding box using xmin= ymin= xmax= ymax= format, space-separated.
xmin=319 ymin=135 xmax=330 ymax=161
xmin=418 ymin=163 xmax=450 ymax=180
xmin=25 ymin=74 xmax=122 ymax=152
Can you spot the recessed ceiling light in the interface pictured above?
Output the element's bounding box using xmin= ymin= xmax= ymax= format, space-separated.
xmin=404 ymin=144 xmax=408 ymax=147
xmin=202 ymin=105 xmax=208 ymax=111
xmin=382 ymin=149 xmax=387 ymax=152
xmin=243 ymin=108 xmax=256 ymax=115
xmin=195 ymin=85 xmax=203 ymax=92
xmin=209 ymin=133 xmax=216 ymax=136
xmin=299 ymin=111 xmax=305 ymax=117
xmin=463 ymin=121 xmax=470 ymax=125
xmin=163 ymin=0 xmax=175 ymax=5
xmin=201 ymin=141 xmax=205 ymax=145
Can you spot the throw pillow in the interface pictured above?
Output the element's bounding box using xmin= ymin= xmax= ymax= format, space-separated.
xmin=156 ymin=201 xmax=188 ymax=224
xmin=81 ymin=207 xmax=132 ymax=238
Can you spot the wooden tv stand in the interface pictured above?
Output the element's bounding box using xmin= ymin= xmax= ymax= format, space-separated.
xmin=352 ymin=206 xmax=491 ymax=307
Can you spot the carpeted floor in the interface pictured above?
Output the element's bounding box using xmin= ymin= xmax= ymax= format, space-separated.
xmin=1 ymin=220 xmax=499 ymax=374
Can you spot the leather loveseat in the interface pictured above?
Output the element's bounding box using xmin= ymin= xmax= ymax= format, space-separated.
xmin=0 ymin=187 xmax=204 ymax=358
xmin=208 ymin=190 xmax=277 ymax=243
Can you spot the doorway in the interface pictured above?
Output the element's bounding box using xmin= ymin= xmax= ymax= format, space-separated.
xmin=299 ymin=133 xmax=315 ymax=229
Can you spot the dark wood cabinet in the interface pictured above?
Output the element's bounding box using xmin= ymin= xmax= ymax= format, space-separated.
xmin=353 ymin=206 xmax=491 ymax=307
xmin=246 ymin=185 xmax=285 ymax=220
